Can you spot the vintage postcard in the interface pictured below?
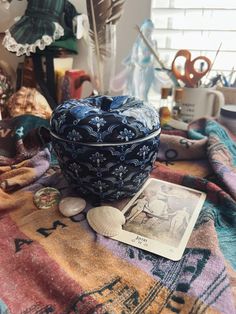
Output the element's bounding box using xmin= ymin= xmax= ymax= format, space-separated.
xmin=112 ymin=178 xmax=206 ymax=261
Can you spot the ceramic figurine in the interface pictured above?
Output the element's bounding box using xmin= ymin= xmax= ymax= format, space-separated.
xmin=124 ymin=19 xmax=156 ymax=101
xmin=112 ymin=19 xmax=171 ymax=101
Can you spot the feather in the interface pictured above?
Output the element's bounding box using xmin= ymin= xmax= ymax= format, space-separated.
xmin=86 ymin=0 xmax=112 ymax=35
xmin=86 ymin=0 xmax=125 ymax=59
xmin=86 ymin=0 xmax=125 ymax=92
xmin=107 ymin=0 xmax=125 ymax=24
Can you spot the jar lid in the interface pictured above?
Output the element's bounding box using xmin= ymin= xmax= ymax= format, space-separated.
xmin=50 ymin=96 xmax=160 ymax=144
xmin=220 ymin=105 xmax=236 ymax=119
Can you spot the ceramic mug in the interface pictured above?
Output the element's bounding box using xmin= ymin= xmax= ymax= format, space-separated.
xmin=180 ymin=87 xmax=225 ymax=123
xmin=219 ymin=104 xmax=236 ymax=135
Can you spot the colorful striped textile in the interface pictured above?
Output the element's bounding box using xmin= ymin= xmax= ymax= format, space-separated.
xmin=0 ymin=117 xmax=235 ymax=313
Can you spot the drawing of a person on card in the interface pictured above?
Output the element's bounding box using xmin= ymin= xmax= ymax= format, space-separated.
xmin=142 ymin=198 xmax=169 ymax=223
xmin=125 ymin=193 xmax=149 ymax=222
xmin=169 ymin=207 xmax=190 ymax=236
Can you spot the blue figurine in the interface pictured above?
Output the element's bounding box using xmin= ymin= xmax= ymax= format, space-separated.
xmin=112 ymin=19 xmax=171 ymax=101
xmin=123 ymin=19 xmax=157 ymax=101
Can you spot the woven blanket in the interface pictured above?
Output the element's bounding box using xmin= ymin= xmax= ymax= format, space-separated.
xmin=0 ymin=116 xmax=235 ymax=314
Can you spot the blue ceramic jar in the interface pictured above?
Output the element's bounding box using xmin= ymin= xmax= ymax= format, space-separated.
xmin=50 ymin=96 xmax=161 ymax=202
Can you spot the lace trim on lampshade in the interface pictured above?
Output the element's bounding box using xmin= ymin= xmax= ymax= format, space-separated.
xmin=3 ymin=22 xmax=64 ymax=57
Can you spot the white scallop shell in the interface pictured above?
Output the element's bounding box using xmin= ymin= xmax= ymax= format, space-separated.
xmin=87 ymin=206 xmax=125 ymax=237
xmin=59 ymin=197 xmax=86 ymax=217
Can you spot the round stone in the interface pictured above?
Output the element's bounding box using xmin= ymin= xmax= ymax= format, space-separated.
xmin=59 ymin=197 xmax=86 ymax=217
xmin=33 ymin=187 xmax=61 ymax=210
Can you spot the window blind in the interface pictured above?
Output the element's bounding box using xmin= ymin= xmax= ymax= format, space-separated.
xmin=150 ymin=0 xmax=236 ymax=85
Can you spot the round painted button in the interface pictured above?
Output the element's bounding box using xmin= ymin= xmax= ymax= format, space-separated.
xmin=59 ymin=197 xmax=86 ymax=217
xmin=33 ymin=187 xmax=61 ymax=210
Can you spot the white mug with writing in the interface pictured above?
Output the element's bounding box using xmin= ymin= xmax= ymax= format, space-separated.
xmin=180 ymin=87 xmax=225 ymax=123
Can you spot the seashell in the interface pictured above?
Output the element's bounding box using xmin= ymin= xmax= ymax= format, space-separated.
xmin=6 ymin=86 xmax=52 ymax=119
xmin=59 ymin=196 xmax=86 ymax=217
xmin=87 ymin=206 xmax=126 ymax=237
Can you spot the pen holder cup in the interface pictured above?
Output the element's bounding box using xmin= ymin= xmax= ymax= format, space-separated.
xmin=180 ymin=87 xmax=225 ymax=123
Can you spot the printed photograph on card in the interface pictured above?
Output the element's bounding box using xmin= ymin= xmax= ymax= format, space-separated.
xmin=112 ymin=178 xmax=206 ymax=260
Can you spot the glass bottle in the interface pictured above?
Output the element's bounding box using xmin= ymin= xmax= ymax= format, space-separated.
xmin=160 ymin=87 xmax=170 ymax=107
xmin=172 ymin=88 xmax=183 ymax=120
xmin=159 ymin=87 xmax=171 ymax=126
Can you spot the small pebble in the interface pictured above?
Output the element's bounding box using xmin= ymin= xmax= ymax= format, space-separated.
xmin=59 ymin=196 xmax=86 ymax=217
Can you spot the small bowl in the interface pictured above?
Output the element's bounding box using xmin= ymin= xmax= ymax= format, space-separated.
xmin=219 ymin=104 xmax=236 ymax=135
